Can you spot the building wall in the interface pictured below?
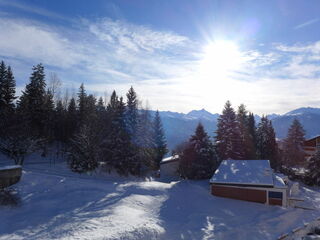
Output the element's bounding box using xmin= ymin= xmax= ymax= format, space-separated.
xmin=211 ymin=184 xmax=287 ymax=206
xmin=160 ymin=161 xmax=179 ymax=177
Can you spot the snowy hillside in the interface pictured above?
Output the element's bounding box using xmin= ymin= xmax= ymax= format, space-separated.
xmin=1 ymin=157 xmax=320 ymax=240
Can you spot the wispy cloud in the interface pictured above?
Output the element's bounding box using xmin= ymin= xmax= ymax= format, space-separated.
xmin=1 ymin=9 xmax=320 ymax=115
xmin=0 ymin=0 xmax=71 ymax=21
xmin=294 ymin=18 xmax=319 ymax=30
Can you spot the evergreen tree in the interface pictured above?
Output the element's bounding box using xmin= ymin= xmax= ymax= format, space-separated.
xmin=66 ymin=98 xmax=78 ymax=139
xmin=307 ymin=145 xmax=320 ymax=185
xmin=247 ymin=112 xmax=257 ymax=158
xmin=0 ymin=61 xmax=7 ymax=112
xmin=0 ymin=64 xmax=16 ymax=114
xmin=54 ymin=100 xmax=66 ymax=142
xmin=17 ymin=63 xmax=47 ymax=137
xmin=152 ymin=110 xmax=168 ymax=169
xmin=283 ymin=119 xmax=306 ymax=167
xmin=96 ymin=97 xmax=105 ymax=112
xmin=43 ymin=89 xmax=55 ymax=140
xmin=86 ymin=94 xmax=97 ymax=122
xmin=68 ymin=124 xmax=99 ymax=173
xmin=77 ymin=83 xmax=87 ymax=123
xmin=256 ymin=116 xmax=279 ymax=169
xmin=125 ymin=86 xmax=138 ymax=140
xmin=215 ymin=101 xmax=245 ymax=160
xmin=135 ymin=107 xmax=156 ymax=173
xmin=237 ymin=105 xmax=256 ymax=159
xmin=179 ymin=123 xmax=217 ymax=179
xmin=102 ymin=92 xmax=135 ymax=175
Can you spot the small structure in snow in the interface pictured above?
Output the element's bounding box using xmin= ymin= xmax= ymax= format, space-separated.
xmin=210 ymin=160 xmax=288 ymax=206
xmin=160 ymin=155 xmax=180 ymax=178
xmin=304 ymin=135 xmax=320 ymax=161
xmin=0 ymin=165 xmax=22 ymax=190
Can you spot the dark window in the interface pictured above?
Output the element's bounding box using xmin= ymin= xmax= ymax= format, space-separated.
xmin=268 ymin=191 xmax=282 ymax=199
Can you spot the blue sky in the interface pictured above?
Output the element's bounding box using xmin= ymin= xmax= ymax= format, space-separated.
xmin=1 ymin=0 xmax=320 ymax=114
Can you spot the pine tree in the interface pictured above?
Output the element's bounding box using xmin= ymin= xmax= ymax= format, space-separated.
xmin=43 ymin=89 xmax=55 ymax=140
xmin=256 ymin=116 xmax=279 ymax=169
xmin=54 ymin=100 xmax=66 ymax=142
xmin=86 ymin=94 xmax=97 ymax=122
xmin=283 ymin=119 xmax=306 ymax=167
xmin=247 ymin=112 xmax=257 ymax=158
xmin=0 ymin=64 xmax=16 ymax=114
xmin=96 ymin=97 xmax=105 ymax=112
xmin=66 ymin=98 xmax=78 ymax=139
xmin=125 ymin=86 xmax=138 ymax=140
xmin=77 ymin=83 xmax=87 ymax=124
xmin=68 ymin=124 xmax=99 ymax=173
xmin=17 ymin=63 xmax=47 ymax=137
xmin=102 ymin=92 xmax=135 ymax=175
xmin=135 ymin=107 xmax=157 ymax=173
xmin=0 ymin=61 xmax=7 ymax=112
xmin=215 ymin=101 xmax=245 ymax=160
xmin=237 ymin=105 xmax=256 ymax=159
xmin=307 ymin=145 xmax=320 ymax=185
xmin=179 ymin=123 xmax=217 ymax=179
xmin=152 ymin=110 xmax=168 ymax=169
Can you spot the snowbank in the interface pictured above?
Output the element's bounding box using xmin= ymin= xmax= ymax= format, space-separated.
xmin=1 ymin=156 xmax=320 ymax=239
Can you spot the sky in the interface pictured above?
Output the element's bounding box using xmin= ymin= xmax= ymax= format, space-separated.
xmin=1 ymin=0 xmax=320 ymax=115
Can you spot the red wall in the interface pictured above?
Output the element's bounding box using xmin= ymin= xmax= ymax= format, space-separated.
xmin=211 ymin=185 xmax=267 ymax=204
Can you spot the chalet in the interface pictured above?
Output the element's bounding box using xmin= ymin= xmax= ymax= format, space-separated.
xmin=303 ymin=135 xmax=320 ymax=160
xmin=210 ymin=160 xmax=288 ymax=206
xmin=160 ymin=155 xmax=180 ymax=177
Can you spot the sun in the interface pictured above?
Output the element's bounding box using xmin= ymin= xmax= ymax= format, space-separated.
xmin=199 ymin=40 xmax=243 ymax=78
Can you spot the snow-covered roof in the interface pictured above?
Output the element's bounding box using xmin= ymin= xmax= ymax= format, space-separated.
xmin=273 ymin=174 xmax=286 ymax=189
xmin=0 ymin=165 xmax=22 ymax=171
xmin=160 ymin=155 xmax=179 ymax=164
xmin=210 ymin=160 xmax=274 ymax=186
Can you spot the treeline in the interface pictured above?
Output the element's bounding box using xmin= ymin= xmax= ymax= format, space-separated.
xmin=0 ymin=61 xmax=167 ymax=176
xmin=177 ymin=100 xmax=320 ymax=185
xmin=177 ymin=101 xmax=279 ymax=179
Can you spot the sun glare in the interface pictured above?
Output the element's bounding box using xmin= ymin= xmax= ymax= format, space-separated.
xmin=199 ymin=40 xmax=243 ymax=78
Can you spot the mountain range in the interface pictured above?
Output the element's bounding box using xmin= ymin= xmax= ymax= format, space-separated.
xmin=155 ymin=107 xmax=320 ymax=151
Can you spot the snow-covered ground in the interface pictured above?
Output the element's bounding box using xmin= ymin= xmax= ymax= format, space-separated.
xmin=1 ymin=155 xmax=320 ymax=240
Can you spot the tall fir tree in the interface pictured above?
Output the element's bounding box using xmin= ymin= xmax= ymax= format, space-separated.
xmin=96 ymin=97 xmax=105 ymax=112
xmin=17 ymin=63 xmax=47 ymax=137
xmin=256 ymin=116 xmax=279 ymax=169
xmin=0 ymin=63 xmax=16 ymax=114
xmin=54 ymin=100 xmax=67 ymax=142
xmin=0 ymin=61 xmax=7 ymax=112
xmin=66 ymin=98 xmax=78 ymax=139
xmin=247 ymin=112 xmax=257 ymax=158
xmin=152 ymin=110 xmax=168 ymax=170
xmin=135 ymin=107 xmax=157 ymax=172
xmin=102 ymin=91 xmax=135 ymax=175
xmin=77 ymin=83 xmax=87 ymax=124
xmin=237 ymin=105 xmax=256 ymax=159
xmin=215 ymin=101 xmax=245 ymax=160
xmin=307 ymin=144 xmax=320 ymax=185
xmin=125 ymin=86 xmax=138 ymax=141
xmin=179 ymin=123 xmax=217 ymax=179
xmin=68 ymin=124 xmax=99 ymax=173
xmin=283 ymin=119 xmax=305 ymax=167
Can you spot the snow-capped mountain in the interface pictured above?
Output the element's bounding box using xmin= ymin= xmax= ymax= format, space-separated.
xmin=157 ymin=107 xmax=320 ymax=151
xmin=185 ymin=109 xmax=219 ymax=121
xmin=284 ymin=107 xmax=320 ymax=116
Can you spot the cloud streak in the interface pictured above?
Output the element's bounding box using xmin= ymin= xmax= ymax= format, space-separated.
xmin=0 ymin=12 xmax=320 ymax=115
xmin=294 ymin=18 xmax=319 ymax=30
